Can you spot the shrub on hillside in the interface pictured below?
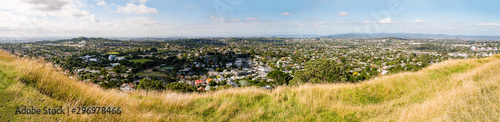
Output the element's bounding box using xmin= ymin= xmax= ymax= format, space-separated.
xmin=136 ymin=78 xmax=165 ymax=91
xmin=165 ymin=82 xmax=196 ymax=93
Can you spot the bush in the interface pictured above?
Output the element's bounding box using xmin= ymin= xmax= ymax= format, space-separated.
xmin=165 ymin=82 xmax=196 ymax=93
xmin=266 ymin=70 xmax=292 ymax=85
xmin=136 ymin=78 xmax=165 ymax=91
xmin=291 ymin=59 xmax=349 ymax=84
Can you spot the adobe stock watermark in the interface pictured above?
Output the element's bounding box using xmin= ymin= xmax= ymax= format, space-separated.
xmin=355 ymin=0 xmax=405 ymax=34
xmin=213 ymin=0 xmax=243 ymax=20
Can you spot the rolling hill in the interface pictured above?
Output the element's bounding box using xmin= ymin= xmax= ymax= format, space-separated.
xmin=0 ymin=50 xmax=499 ymax=121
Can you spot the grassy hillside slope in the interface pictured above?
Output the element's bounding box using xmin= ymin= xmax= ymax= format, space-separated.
xmin=1 ymin=50 xmax=499 ymax=121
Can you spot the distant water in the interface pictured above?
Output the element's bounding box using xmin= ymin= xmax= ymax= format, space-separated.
xmin=0 ymin=37 xmax=63 ymax=43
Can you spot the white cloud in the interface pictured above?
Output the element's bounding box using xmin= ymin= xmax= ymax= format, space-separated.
xmin=32 ymin=17 xmax=168 ymax=37
xmin=244 ymin=17 xmax=259 ymax=21
xmin=135 ymin=0 xmax=149 ymax=5
xmin=378 ymin=18 xmax=393 ymax=24
xmin=363 ymin=20 xmax=370 ymax=24
xmin=210 ymin=16 xmax=224 ymax=22
xmin=281 ymin=12 xmax=291 ymax=16
xmin=0 ymin=0 xmax=97 ymax=21
xmin=333 ymin=17 xmax=339 ymax=20
xmin=111 ymin=17 xmax=162 ymax=26
xmin=476 ymin=23 xmax=500 ymax=26
xmin=414 ymin=19 xmax=424 ymax=24
xmin=97 ymin=1 xmax=107 ymax=6
xmin=294 ymin=21 xmax=360 ymax=29
xmin=337 ymin=12 xmax=348 ymax=16
xmin=116 ymin=0 xmax=158 ymax=14
xmin=231 ymin=18 xmax=240 ymax=22
xmin=24 ymin=0 xmax=70 ymax=12
xmin=89 ymin=15 xmax=98 ymax=22
xmin=0 ymin=0 xmax=101 ymax=38
xmin=209 ymin=16 xmax=252 ymax=23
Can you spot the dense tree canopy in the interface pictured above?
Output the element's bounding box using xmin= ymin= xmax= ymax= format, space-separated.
xmin=113 ymin=65 xmax=127 ymax=73
xmin=266 ymin=70 xmax=292 ymax=85
xmin=166 ymin=82 xmax=197 ymax=93
xmin=291 ymin=59 xmax=349 ymax=84
xmin=136 ymin=78 xmax=165 ymax=91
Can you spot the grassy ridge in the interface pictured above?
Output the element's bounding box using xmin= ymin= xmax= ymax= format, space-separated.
xmin=0 ymin=50 xmax=499 ymax=121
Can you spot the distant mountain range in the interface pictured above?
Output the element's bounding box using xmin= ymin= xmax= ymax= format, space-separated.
xmin=321 ymin=33 xmax=500 ymax=40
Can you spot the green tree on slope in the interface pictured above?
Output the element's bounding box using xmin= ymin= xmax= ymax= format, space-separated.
xmin=291 ymin=59 xmax=349 ymax=84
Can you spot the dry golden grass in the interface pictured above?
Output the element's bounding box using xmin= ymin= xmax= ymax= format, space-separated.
xmin=0 ymin=50 xmax=499 ymax=121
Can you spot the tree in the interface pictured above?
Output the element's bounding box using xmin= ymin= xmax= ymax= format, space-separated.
xmin=150 ymin=48 xmax=158 ymax=52
xmin=100 ymin=80 xmax=119 ymax=89
xmin=266 ymin=70 xmax=292 ymax=85
xmin=165 ymin=82 xmax=196 ymax=93
xmin=136 ymin=78 xmax=164 ymax=91
xmin=216 ymin=67 xmax=224 ymax=72
xmin=100 ymin=68 xmax=107 ymax=75
xmin=113 ymin=65 xmax=127 ymax=73
xmin=219 ymin=80 xmax=227 ymax=86
xmin=209 ymin=81 xmax=217 ymax=86
xmin=291 ymin=59 xmax=348 ymax=84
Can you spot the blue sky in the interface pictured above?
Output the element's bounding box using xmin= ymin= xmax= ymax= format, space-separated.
xmin=0 ymin=0 xmax=499 ymax=38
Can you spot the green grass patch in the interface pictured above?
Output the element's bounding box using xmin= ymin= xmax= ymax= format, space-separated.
xmin=0 ymin=65 xmax=66 ymax=121
xmin=130 ymin=59 xmax=153 ymax=64
xmin=107 ymin=52 xmax=120 ymax=55
xmin=159 ymin=66 xmax=174 ymax=71
xmin=137 ymin=71 xmax=167 ymax=77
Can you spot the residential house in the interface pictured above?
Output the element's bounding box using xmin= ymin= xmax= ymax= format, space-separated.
xmin=227 ymin=81 xmax=239 ymax=87
xmin=195 ymin=80 xmax=206 ymax=86
xmin=120 ymin=83 xmax=134 ymax=92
